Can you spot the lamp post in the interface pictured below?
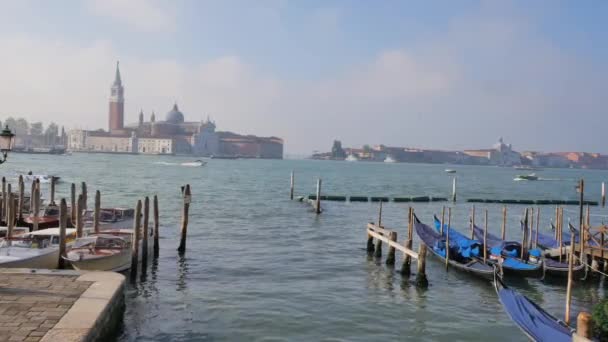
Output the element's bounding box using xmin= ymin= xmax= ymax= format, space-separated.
xmin=0 ymin=125 xmax=15 ymax=164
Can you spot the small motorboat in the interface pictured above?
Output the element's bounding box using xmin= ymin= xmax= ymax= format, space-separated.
xmin=345 ymin=154 xmax=358 ymax=162
xmin=384 ymin=156 xmax=396 ymax=163
xmin=0 ymin=228 xmax=77 ymax=269
xmin=514 ymin=173 xmax=539 ymax=181
xmin=83 ymin=208 xmax=135 ymax=230
xmin=180 ymin=160 xmax=207 ymax=167
xmin=0 ymin=226 xmax=29 ymax=238
xmin=23 ymin=204 xmax=61 ymax=229
xmin=445 ymin=169 xmax=456 ymax=174
xmin=65 ymin=234 xmax=131 ymax=272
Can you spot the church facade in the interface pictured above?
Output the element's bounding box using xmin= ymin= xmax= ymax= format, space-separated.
xmin=68 ymin=63 xmax=283 ymax=158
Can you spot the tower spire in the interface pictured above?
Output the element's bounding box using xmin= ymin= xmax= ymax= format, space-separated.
xmin=114 ymin=60 xmax=122 ymax=86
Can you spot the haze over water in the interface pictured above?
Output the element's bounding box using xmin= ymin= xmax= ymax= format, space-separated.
xmin=2 ymin=154 xmax=607 ymax=341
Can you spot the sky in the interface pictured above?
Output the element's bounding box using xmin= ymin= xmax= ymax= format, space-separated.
xmin=0 ymin=0 xmax=607 ymax=155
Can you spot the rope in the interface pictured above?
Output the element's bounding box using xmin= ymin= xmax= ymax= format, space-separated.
xmin=572 ymin=254 xmax=608 ymax=278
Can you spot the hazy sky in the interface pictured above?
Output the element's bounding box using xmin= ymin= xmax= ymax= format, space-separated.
xmin=0 ymin=0 xmax=606 ymax=154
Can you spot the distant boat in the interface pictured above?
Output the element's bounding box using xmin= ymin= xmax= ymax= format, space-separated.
xmin=181 ymin=160 xmax=207 ymax=167
xmin=514 ymin=165 xmax=543 ymax=171
xmin=345 ymin=154 xmax=358 ymax=162
xmin=384 ymin=156 xmax=396 ymax=163
xmin=445 ymin=169 xmax=456 ymax=174
xmin=514 ymin=173 xmax=539 ymax=181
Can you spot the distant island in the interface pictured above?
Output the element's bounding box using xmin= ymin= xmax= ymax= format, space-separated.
xmin=312 ymin=138 xmax=608 ymax=169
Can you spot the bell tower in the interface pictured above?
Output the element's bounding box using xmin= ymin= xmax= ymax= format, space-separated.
xmin=109 ymin=61 xmax=124 ymax=133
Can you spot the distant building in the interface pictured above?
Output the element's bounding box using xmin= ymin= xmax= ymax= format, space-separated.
xmin=68 ymin=62 xmax=283 ymax=158
xmin=464 ymin=138 xmax=521 ymax=166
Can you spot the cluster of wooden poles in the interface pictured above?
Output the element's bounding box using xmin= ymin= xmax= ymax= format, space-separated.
xmin=365 ymin=203 xmax=428 ymax=288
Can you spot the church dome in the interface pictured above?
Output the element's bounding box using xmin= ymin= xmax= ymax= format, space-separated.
xmin=166 ymin=103 xmax=184 ymax=123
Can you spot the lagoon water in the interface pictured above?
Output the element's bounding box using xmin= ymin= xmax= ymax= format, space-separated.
xmin=3 ymin=153 xmax=608 ymax=341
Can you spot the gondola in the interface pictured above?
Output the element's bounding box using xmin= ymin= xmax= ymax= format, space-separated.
xmin=414 ymin=215 xmax=494 ymax=280
xmin=437 ymin=217 xmax=543 ymax=278
xmin=522 ymin=222 xmax=585 ymax=278
xmin=494 ymin=271 xmax=573 ymax=341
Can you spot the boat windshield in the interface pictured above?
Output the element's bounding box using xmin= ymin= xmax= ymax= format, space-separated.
xmin=0 ymin=237 xmax=52 ymax=249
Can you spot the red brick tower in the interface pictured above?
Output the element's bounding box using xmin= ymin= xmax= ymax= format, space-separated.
xmin=109 ymin=61 xmax=124 ymax=133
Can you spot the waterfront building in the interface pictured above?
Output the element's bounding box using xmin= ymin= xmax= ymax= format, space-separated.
xmin=67 ymin=62 xmax=283 ymax=158
xmin=463 ymin=138 xmax=521 ymax=166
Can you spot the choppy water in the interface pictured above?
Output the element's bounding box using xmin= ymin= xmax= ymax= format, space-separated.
xmin=3 ymin=154 xmax=608 ymax=341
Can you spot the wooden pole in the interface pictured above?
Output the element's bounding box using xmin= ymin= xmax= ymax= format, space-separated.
xmin=70 ymin=183 xmax=76 ymax=225
xmin=565 ymin=221 xmax=576 ymax=325
xmin=58 ymin=199 xmax=68 ymax=270
xmin=29 ymin=180 xmax=35 ymax=215
xmin=374 ymin=201 xmax=383 ymax=258
xmin=76 ymin=194 xmax=83 ymax=238
xmin=315 ymin=179 xmax=322 ymax=214
xmin=416 ymin=243 xmax=428 ymax=288
xmin=401 ymin=207 xmax=413 ymax=276
xmin=290 ymin=171 xmax=294 ymax=200
xmin=17 ymin=176 xmax=24 ymax=222
xmin=130 ymin=199 xmax=142 ymax=279
xmin=153 ymin=195 xmax=160 ymax=258
xmin=50 ymin=176 xmax=56 ymax=205
xmin=5 ymin=183 xmax=11 ymax=226
xmin=602 ymin=182 xmax=606 ymax=208
xmin=386 ymin=231 xmax=397 ymax=265
xmin=529 ymin=207 xmax=535 ymax=250
xmin=470 ymin=205 xmax=476 ymax=239
xmin=554 ymin=206 xmax=559 ymax=240
xmin=576 ymin=312 xmax=593 ymax=339
xmin=535 ymin=207 xmax=540 ymax=249
xmin=366 ymin=224 xmax=375 ymax=255
xmin=451 ymin=176 xmax=456 ymax=202
xmin=32 ymin=187 xmax=40 ymax=231
xmin=558 ymin=207 xmax=563 ymax=263
xmin=440 ymin=206 xmax=445 ymax=235
xmin=93 ymin=190 xmax=100 ymax=234
xmin=378 ymin=201 xmax=383 ymax=227
xmin=142 ymin=196 xmax=150 ymax=268
xmin=81 ymin=182 xmax=87 ymax=211
xmin=501 ymin=206 xmax=507 ymax=241
xmin=484 ymin=209 xmax=488 ymax=263
xmin=7 ymin=193 xmax=14 ymax=241
xmin=446 ymin=207 xmax=451 ymax=271
xmin=521 ymin=208 xmax=529 ymax=259
xmin=578 ymin=179 xmax=585 ymax=267
xmin=177 ymin=184 xmax=191 ymax=253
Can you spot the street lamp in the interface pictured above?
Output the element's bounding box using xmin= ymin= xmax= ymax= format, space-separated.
xmin=0 ymin=125 xmax=15 ymax=164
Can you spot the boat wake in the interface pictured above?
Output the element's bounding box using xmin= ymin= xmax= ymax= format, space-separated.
xmin=154 ymin=161 xmax=207 ymax=167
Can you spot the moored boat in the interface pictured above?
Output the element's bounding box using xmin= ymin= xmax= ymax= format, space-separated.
xmin=65 ymin=234 xmax=131 ymax=271
xmin=0 ymin=228 xmax=77 ymax=269
xmin=23 ymin=204 xmax=61 ymax=229
xmin=494 ymin=273 xmax=573 ymax=341
xmin=83 ymin=208 xmax=135 ymax=230
xmin=415 ymin=215 xmax=494 ymax=279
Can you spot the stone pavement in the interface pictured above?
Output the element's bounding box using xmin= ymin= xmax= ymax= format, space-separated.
xmin=0 ymin=270 xmax=92 ymax=342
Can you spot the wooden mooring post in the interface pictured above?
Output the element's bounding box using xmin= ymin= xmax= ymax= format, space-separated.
xmin=4 ymin=183 xmax=11 ymax=226
xmin=50 ymin=176 xmax=56 ymax=205
xmin=177 ymin=185 xmax=191 ymax=254
xmin=81 ymin=182 xmax=88 ymax=210
xmin=451 ymin=176 xmax=457 ymax=202
xmin=401 ymin=207 xmax=413 ymax=276
xmin=76 ymin=194 xmax=83 ymax=238
xmin=483 ymin=209 xmax=488 ymax=263
xmin=131 ymin=199 xmax=142 ymax=279
xmin=17 ymin=176 xmax=24 ymax=222
xmin=32 ymin=186 xmax=40 ymax=231
xmin=440 ymin=206 xmax=445 ymax=235
xmin=315 ymin=179 xmax=322 ymax=215
xmin=386 ymin=231 xmax=397 ymax=265
xmin=7 ymin=193 xmax=14 ymax=243
xmin=501 ymin=206 xmax=507 ymax=241
xmin=153 ymin=195 xmax=160 ymax=258
xmin=576 ymin=312 xmax=593 ymax=339
xmin=416 ymin=243 xmax=428 ymax=288
xmin=93 ymin=190 xmax=101 ymax=234
xmin=290 ymin=171 xmax=295 ymax=200
xmin=58 ymin=199 xmax=68 ymax=270
xmin=565 ymin=221 xmax=576 ymax=325
xmin=70 ymin=183 xmax=76 ymax=225
xmin=142 ymin=196 xmax=150 ymax=268
xmin=1 ymin=176 xmax=6 ymax=223
xmin=29 ymin=180 xmax=35 ymax=215
xmin=446 ymin=207 xmax=451 ymax=271
xmin=602 ymin=182 xmax=606 ymax=208
xmin=374 ymin=201 xmax=383 ymax=258
xmin=470 ymin=205 xmax=476 ymax=240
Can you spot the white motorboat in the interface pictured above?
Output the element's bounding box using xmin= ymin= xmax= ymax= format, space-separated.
xmin=384 ymin=156 xmax=396 ymax=163
xmin=345 ymin=154 xmax=358 ymax=162
xmin=23 ymin=175 xmax=60 ymax=184
xmin=0 ymin=226 xmax=29 ymax=238
xmin=0 ymin=228 xmax=77 ymax=269
xmin=65 ymin=234 xmax=131 ymax=272
xmin=83 ymin=208 xmax=135 ymax=230
xmin=445 ymin=169 xmax=457 ymax=174
xmin=181 ymin=160 xmax=207 ymax=167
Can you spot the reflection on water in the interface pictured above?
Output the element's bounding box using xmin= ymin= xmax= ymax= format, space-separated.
xmin=4 ymin=154 xmax=608 ymax=341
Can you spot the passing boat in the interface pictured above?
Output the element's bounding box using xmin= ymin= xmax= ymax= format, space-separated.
xmin=65 ymin=234 xmax=131 ymax=271
xmin=181 ymin=160 xmax=207 ymax=167
xmin=415 ymin=215 xmax=494 ymax=279
xmin=494 ymin=273 xmax=573 ymax=341
xmin=345 ymin=154 xmax=358 ymax=162
xmin=461 ymin=220 xmax=543 ymax=277
xmin=384 ymin=156 xmax=396 ymax=163
xmin=445 ymin=169 xmax=456 ymax=174
xmin=23 ymin=175 xmax=60 ymax=183
xmin=0 ymin=228 xmax=77 ymax=268
xmin=514 ymin=173 xmax=539 ymax=181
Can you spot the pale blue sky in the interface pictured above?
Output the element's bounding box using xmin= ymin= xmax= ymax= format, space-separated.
xmin=0 ymin=0 xmax=607 ymax=154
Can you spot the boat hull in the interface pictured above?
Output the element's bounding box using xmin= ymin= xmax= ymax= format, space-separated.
xmin=0 ymin=248 xmax=59 ymax=269
xmin=69 ymin=250 xmax=131 ymax=272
